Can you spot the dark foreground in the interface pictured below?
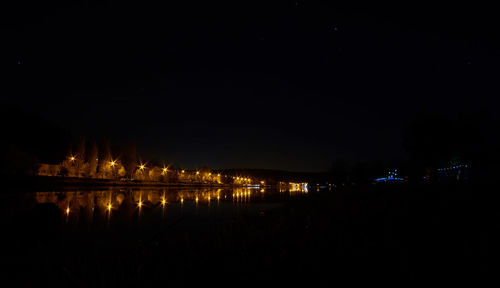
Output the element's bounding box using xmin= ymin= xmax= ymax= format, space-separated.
xmin=1 ymin=183 xmax=498 ymax=286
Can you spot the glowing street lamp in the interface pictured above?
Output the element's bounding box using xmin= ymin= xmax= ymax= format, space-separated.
xmin=110 ymin=160 xmax=116 ymax=167
xmin=139 ymin=164 xmax=146 ymax=170
xmin=70 ymin=156 xmax=75 ymax=161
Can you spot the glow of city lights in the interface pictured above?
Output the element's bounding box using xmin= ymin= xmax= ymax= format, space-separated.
xmin=208 ymin=173 xmax=211 ymax=176
xmin=196 ymin=171 xmax=200 ymax=175
xmin=182 ymin=170 xmax=185 ymax=173
xmin=217 ymin=173 xmax=220 ymax=177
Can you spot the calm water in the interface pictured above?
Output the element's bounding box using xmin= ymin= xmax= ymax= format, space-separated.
xmin=1 ymin=186 xmax=322 ymax=286
xmin=1 ymin=186 xmax=311 ymax=236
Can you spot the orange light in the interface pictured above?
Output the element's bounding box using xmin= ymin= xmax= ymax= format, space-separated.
xmin=162 ymin=198 xmax=167 ymax=205
xmin=138 ymin=201 xmax=142 ymax=208
xmin=108 ymin=203 xmax=112 ymax=210
xmin=139 ymin=164 xmax=145 ymax=170
xmin=181 ymin=170 xmax=185 ymax=173
xmin=110 ymin=161 xmax=116 ymax=167
xmin=70 ymin=156 xmax=75 ymax=161
xmin=66 ymin=207 xmax=70 ymax=214
xmin=163 ymin=167 xmax=168 ymax=173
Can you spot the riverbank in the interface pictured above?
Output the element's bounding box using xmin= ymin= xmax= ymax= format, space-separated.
xmin=0 ymin=175 xmax=263 ymax=192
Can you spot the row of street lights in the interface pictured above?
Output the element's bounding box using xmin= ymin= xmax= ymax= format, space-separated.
xmin=67 ymin=155 xmax=261 ymax=183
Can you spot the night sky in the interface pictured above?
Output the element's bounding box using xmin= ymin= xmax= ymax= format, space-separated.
xmin=2 ymin=2 xmax=499 ymax=171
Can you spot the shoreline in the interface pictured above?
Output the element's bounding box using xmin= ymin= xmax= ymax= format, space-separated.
xmin=1 ymin=175 xmax=266 ymax=192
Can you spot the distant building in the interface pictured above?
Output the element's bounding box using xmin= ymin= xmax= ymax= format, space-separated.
xmin=374 ymin=169 xmax=404 ymax=183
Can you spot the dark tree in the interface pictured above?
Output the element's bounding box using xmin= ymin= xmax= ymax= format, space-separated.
xmin=121 ymin=142 xmax=137 ymax=179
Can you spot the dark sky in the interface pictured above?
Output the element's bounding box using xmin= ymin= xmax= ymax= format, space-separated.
xmin=1 ymin=2 xmax=499 ymax=171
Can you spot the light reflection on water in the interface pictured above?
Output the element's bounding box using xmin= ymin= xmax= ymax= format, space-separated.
xmin=27 ymin=186 xmax=309 ymax=226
